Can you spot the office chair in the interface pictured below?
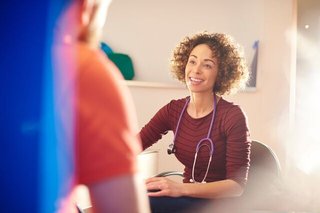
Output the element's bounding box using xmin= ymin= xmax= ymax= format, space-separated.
xmin=240 ymin=140 xmax=283 ymax=210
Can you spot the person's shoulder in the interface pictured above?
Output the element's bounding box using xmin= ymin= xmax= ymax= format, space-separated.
xmin=219 ymin=98 xmax=237 ymax=108
xmin=77 ymin=42 xmax=98 ymax=60
xmin=167 ymin=96 xmax=189 ymax=108
xmin=158 ymin=97 xmax=189 ymax=114
xmin=78 ymin=43 xmax=113 ymax=67
xmin=157 ymin=97 xmax=188 ymax=119
xmin=219 ymin=98 xmax=249 ymax=130
xmin=219 ymin=98 xmax=245 ymax=115
xmin=77 ymin=43 xmax=123 ymax=79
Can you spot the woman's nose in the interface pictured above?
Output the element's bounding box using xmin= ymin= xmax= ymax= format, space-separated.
xmin=193 ymin=65 xmax=201 ymax=74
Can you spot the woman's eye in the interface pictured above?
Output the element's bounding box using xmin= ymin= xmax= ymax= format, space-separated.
xmin=188 ymin=60 xmax=196 ymax=65
xmin=204 ymin=64 xmax=212 ymax=69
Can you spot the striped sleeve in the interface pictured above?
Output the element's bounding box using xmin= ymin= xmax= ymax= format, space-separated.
xmin=224 ymin=105 xmax=251 ymax=186
xmin=139 ymin=101 xmax=173 ymax=150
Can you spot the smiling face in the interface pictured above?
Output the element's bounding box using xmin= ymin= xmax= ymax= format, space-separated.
xmin=185 ymin=44 xmax=218 ymax=94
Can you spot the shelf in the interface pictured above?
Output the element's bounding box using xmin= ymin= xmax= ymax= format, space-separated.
xmin=122 ymin=80 xmax=256 ymax=92
xmin=122 ymin=80 xmax=186 ymax=89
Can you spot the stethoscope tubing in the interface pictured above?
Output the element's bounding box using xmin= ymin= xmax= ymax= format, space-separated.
xmin=171 ymin=94 xmax=218 ymax=183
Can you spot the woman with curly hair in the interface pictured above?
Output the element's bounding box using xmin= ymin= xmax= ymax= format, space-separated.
xmin=139 ymin=32 xmax=252 ymax=212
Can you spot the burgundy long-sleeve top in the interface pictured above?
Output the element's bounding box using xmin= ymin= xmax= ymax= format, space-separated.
xmin=140 ymin=97 xmax=251 ymax=186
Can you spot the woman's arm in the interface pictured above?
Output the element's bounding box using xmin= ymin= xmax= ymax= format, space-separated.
xmin=182 ymin=179 xmax=243 ymax=198
xmin=146 ymin=177 xmax=243 ymax=199
xmin=139 ymin=100 xmax=176 ymax=150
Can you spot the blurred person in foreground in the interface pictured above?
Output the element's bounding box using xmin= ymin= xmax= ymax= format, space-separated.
xmin=52 ymin=0 xmax=150 ymax=212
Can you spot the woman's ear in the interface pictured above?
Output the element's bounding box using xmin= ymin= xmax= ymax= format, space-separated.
xmin=78 ymin=0 xmax=111 ymax=44
xmin=80 ymin=0 xmax=95 ymax=27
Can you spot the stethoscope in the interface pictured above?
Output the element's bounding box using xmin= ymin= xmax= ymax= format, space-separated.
xmin=167 ymin=94 xmax=218 ymax=183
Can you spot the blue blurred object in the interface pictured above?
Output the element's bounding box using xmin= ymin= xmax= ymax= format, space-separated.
xmin=1 ymin=0 xmax=51 ymax=212
xmin=100 ymin=41 xmax=113 ymax=55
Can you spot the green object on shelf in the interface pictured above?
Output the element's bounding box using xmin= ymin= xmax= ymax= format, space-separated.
xmin=108 ymin=53 xmax=135 ymax=80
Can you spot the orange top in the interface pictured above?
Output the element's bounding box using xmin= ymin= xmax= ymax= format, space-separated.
xmin=54 ymin=42 xmax=142 ymax=185
xmin=75 ymin=43 xmax=141 ymax=184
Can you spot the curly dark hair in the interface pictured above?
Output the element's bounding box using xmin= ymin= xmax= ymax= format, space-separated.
xmin=171 ymin=32 xmax=249 ymax=95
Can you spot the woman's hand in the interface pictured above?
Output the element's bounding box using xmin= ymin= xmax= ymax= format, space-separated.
xmin=145 ymin=177 xmax=184 ymax=197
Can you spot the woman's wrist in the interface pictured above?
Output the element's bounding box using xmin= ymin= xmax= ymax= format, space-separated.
xmin=180 ymin=183 xmax=191 ymax=196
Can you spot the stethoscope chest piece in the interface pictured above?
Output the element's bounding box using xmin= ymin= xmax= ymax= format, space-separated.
xmin=167 ymin=143 xmax=176 ymax=154
xmin=189 ymin=179 xmax=206 ymax=184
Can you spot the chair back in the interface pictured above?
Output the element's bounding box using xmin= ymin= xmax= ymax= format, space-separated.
xmin=241 ymin=140 xmax=282 ymax=209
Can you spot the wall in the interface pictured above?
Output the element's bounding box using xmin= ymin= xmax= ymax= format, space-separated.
xmin=106 ymin=0 xmax=297 ymax=174
xmin=103 ymin=0 xmax=263 ymax=83
xmin=225 ymin=0 xmax=297 ymax=171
